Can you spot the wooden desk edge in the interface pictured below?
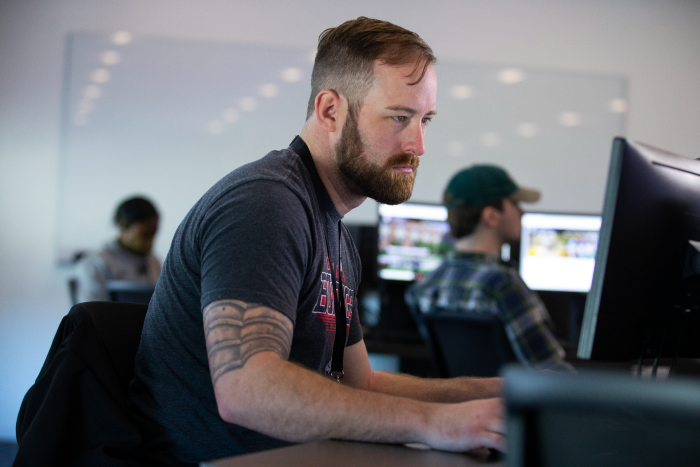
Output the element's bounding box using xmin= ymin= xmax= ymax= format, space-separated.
xmin=201 ymin=439 xmax=503 ymax=467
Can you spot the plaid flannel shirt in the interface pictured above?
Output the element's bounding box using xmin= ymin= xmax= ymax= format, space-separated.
xmin=406 ymin=251 xmax=573 ymax=372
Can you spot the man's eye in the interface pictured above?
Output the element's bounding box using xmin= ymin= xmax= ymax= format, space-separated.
xmin=392 ymin=116 xmax=408 ymax=123
xmin=422 ymin=117 xmax=432 ymax=125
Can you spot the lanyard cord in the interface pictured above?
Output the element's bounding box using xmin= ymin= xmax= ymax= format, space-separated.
xmin=326 ymin=220 xmax=346 ymax=382
xmin=291 ymin=136 xmax=346 ymax=382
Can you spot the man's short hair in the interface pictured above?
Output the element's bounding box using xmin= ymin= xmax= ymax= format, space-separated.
xmin=446 ymin=199 xmax=504 ymax=240
xmin=114 ymin=196 xmax=159 ymax=228
xmin=306 ymin=17 xmax=436 ymax=120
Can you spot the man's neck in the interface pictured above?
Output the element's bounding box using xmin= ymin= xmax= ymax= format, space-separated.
xmin=454 ymin=232 xmax=503 ymax=256
xmin=298 ymin=126 xmax=366 ymax=217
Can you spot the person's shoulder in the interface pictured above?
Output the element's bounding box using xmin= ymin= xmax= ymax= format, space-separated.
xmin=443 ymin=252 xmax=507 ymax=274
xmin=79 ymin=243 xmax=115 ymax=268
xmin=74 ymin=247 xmax=110 ymax=280
xmin=202 ymin=148 xmax=311 ymax=209
xmin=461 ymin=254 xmax=519 ymax=289
xmin=223 ymin=148 xmax=305 ymax=189
xmin=483 ymin=260 xmax=532 ymax=295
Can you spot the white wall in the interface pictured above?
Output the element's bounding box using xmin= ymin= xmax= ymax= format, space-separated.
xmin=1 ymin=0 xmax=699 ymax=440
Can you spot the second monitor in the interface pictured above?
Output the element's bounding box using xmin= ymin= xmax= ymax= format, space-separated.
xmin=520 ymin=213 xmax=602 ymax=293
xmin=377 ymin=202 xmax=602 ymax=294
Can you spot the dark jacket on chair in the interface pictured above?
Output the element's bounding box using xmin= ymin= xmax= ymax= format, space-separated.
xmin=14 ymin=302 xmax=159 ymax=466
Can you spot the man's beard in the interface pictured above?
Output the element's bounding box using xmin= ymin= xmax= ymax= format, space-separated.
xmin=335 ymin=112 xmax=419 ymax=205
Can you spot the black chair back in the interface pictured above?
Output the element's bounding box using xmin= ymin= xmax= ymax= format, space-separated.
xmin=419 ymin=311 xmax=516 ymax=377
xmin=68 ymin=278 xmax=79 ymax=306
xmin=107 ymin=281 xmax=156 ymax=305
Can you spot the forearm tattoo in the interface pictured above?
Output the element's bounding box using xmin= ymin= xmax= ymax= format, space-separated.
xmin=203 ymin=300 xmax=293 ymax=385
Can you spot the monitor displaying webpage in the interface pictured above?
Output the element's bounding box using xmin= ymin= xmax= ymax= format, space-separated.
xmin=377 ymin=203 xmax=452 ymax=281
xmin=519 ymin=213 xmax=602 ymax=292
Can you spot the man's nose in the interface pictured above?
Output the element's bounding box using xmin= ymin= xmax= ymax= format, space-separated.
xmin=403 ymin=122 xmax=426 ymax=156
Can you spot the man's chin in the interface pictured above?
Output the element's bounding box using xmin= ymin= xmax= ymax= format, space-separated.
xmin=371 ymin=187 xmax=415 ymax=205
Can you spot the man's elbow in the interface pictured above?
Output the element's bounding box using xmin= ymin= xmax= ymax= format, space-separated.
xmin=216 ymin=400 xmax=238 ymax=424
xmin=214 ymin=387 xmax=249 ymax=425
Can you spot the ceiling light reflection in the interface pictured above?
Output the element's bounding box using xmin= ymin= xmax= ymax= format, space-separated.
xmin=239 ymin=97 xmax=257 ymax=112
xmin=497 ymin=68 xmax=525 ymax=84
xmin=223 ymin=108 xmax=240 ymax=123
xmin=282 ymin=67 xmax=303 ymax=83
xmin=111 ymin=31 xmax=133 ymax=45
xmin=259 ymin=83 xmax=279 ymax=98
xmin=77 ymin=99 xmax=94 ymax=114
xmin=91 ymin=68 xmax=110 ymax=83
xmin=559 ymin=112 xmax=582 ymax=127
xmin=516 ymin=122 xmax=538 ymax=138
xmin=83 ymin=84 xmax=102 ymax=99
xmin=100 ymin=50 xmax=121 ymax=66
xmin=450 ymin=85 xmax=473 ymax=99
xmin=609 ymin=98 xmax=628 ymax=113
xmin=481 ymin=132 xmax=500 ymax=147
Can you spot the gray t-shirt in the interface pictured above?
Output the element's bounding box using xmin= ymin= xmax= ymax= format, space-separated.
xmin=129 ymin=137 xmax=363 ymax=466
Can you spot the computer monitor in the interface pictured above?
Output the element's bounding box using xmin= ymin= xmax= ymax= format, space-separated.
xmin=519 ymin=213 xmax=602 ymax=293
xmin=578 ymin=138 xmax=700 ymax=362
xmin=377 ymin=203 xmax=453 ymax=282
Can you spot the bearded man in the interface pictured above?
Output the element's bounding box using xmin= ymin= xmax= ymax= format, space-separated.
xmin=129 ymin=17 xmax=505 ymax=466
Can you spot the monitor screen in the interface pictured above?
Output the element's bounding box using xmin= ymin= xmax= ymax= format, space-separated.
xmin=519 ymin=213 xmax=602 ymax=293
xmin=377 ymin=203 xmax=452 ymax=281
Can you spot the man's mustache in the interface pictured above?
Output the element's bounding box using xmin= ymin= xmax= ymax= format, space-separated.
xmin=386 ymin=154 xmax=420 ymax=170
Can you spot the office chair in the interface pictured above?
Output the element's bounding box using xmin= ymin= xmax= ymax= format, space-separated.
xmin=504 ymin=366 xmax=700 ymax=467
xmin=416 ymin=310 xmax=517 ymax=377
xmin=107 ymin=280 xmax=156 ymax=305
xmin=68 ymin=250 xmax=87 ymax=306
xmin=14 ymin=302 xmax=155 ymax=467
xmin=68 ymin=278 xmax=79 ymax=305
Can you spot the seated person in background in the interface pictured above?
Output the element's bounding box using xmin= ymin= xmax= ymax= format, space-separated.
xmin=406 ymin=165 xmax=573 ymax=371
xmin=75 ymin=196 xmax=161 ymax=302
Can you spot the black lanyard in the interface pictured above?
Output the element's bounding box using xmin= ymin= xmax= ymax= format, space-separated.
xmin=291 ymin=136 xmax=347 ymax=382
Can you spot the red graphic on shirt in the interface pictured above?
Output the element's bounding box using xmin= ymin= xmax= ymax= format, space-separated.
xmin=312 ymin=256 xmax=353 ymax=340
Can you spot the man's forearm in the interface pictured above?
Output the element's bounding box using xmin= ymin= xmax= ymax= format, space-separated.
xmin=205 ymin=301 xmax=504 ymax=451
xmin=214 ymin=353 xmax=504 ymax=452
xmin=366 ymin=370 xmax=501 ymax=403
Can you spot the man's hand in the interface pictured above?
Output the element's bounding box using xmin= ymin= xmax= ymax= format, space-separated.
xmin=422 ymin=398 xmax=506 ymax=452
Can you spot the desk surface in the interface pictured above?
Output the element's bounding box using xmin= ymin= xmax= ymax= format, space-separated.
xmin=201 ymin=440 xmax=502 ymax=467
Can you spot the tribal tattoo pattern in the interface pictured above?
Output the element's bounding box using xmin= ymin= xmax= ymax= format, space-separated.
xmin=203 ymin=300 xmax=293 ymax=385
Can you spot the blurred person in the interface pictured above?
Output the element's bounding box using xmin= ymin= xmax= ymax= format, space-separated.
xmin=129 ymin=17 xmax=504 ymax=466
xmin=406 ymin=165 xmax=573 ymax=371
xmin=75 ymin=196 xmax=161 ymax=302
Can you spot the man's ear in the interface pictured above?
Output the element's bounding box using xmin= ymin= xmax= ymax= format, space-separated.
xmin=314 ymin=89 xmax=344 ymax=133
xmin=481 ymin=206 xmax=500 ymax=228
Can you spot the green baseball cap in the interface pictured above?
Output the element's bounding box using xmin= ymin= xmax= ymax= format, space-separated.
xmin=443 ymin=165 xmax=541 ymax=208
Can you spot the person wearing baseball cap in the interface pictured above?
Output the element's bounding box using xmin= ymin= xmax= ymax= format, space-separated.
xmin=406 ymin=165 xmax=573 ymax=372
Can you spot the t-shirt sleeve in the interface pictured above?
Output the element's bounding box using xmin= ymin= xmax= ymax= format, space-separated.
xmin=198 ymin=179 xmax=312 ymax=325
